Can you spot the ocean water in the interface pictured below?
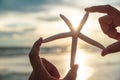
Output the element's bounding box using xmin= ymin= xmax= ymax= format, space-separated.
xmin=0 ymin=47 xmax=120 ymax=80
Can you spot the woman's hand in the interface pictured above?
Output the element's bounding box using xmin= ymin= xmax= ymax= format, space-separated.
xmin=85 ymin=5 xmax=120 ymax=40
xmin=29 ymin=38 xmax=78 ymax=80
xmin=85 ymin=5 xmax=120 ymax=56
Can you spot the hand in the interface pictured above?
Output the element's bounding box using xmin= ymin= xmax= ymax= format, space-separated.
xmin=101 ymin=41 xmax=120 ymax=56
xmin=85 ymin=5 xmax=120 ymax=56
xmin=29 ymin=38 xmax=78 ymax=80
xmin=85 ymin=5 xmax=120 ymax=40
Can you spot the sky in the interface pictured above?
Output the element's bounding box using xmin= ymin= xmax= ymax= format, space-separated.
xmin=0 ymin=0 xmax=120 ymax=47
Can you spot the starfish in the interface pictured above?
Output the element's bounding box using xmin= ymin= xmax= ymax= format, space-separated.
xmin=43 ymin=12 xmax=105 ymax=68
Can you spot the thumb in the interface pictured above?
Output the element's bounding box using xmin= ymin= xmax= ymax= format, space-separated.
xmin=102 ymin=41 xmax=120 ymax=56
xmin=71 ymin=64 xmax=79 ymax=73
xmin=63 ymin=64 xmax=78 ymax=80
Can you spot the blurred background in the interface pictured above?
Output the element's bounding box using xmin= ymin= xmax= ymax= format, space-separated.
xmin=0 ymin=0 xmax=120 ymax=80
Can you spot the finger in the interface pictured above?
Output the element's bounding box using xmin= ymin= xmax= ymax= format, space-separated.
xmin=85 ymin=5 xmax=119 ymax=17
xmin=70 ymin=64 xmax=78 ymax=80
xmin=29 ymin=38 xmax=59 ymax=80
xmin=41 ymin=58 xmax=60 ymax=79
xmin=85 ymin=5 xmax=109 ymax=13
xmin=71 ymin=64 xmax=79 ymax=74
xmin=31 ymin=37 xmax=43 ymax=54
xmin=29 ymin=38 xmax=43 ymax=70
xmin=63 ymin=64 xmax=78 ymax=80
xmin=99 ymin=15 xmax=120 ymax=39
xmin=102 ymin=41 xmax=120 ymax=56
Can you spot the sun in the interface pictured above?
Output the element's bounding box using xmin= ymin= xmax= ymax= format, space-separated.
xmin=69 ymin=15 xmax=82 ymax=30
xmin=69 ymin=14 xmax=94 ymax=33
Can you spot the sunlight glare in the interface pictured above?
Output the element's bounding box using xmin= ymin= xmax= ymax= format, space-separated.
xmin=70 ymin=14 xmax=95 ymax=34
xmin=75 ymin=49 xmax=94 ymax=80
xmin=70 ymin=15 xmax=82 ymax=30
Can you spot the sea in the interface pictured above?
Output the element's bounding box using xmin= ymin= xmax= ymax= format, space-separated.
xmin=0 ymin=46 xmax=120 ymax=80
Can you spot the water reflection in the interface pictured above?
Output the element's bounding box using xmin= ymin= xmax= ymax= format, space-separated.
xmin=75 ymin=49 xmax=94 ymax=80
xmin=1 ymin=47 xmax=120 ymax=80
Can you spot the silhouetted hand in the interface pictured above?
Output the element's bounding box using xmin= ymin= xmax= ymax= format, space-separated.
xmin=85 ymin=5 xmax=120 ymax=56
xmin=85 ymin=5 xmax=120 ymax=39
xmin=29 ymin=38 xmax=78 ymax=80
xmin=101 ymin=41 xmax=120 ymax=56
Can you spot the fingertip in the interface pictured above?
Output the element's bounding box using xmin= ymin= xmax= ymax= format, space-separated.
xmin=39 ymin=37 xmax=43 ymax=42
xmin=101 ymin=50 xmax=108 ymax=56
xmin=74 ymin=64 xmax=79 ymax=68
xmin=72 ymin=64 xmax=79 ymax=70
xmin=33 ymin=37 xmax=43 ymax=48
xmin=38 ymin=37 xmax=43 ymax=46
xmin=38 ymin=37 xmax=43 ymax=44
xmin=85 ymin=8 xmax=89 ymax=12
xmin=101 ymin=53 xmax=106 ymax=56
xmin=59 ymin=14 xmax=63 ymax=17
xmin=36 ymin=37 xmax=42 ymax=43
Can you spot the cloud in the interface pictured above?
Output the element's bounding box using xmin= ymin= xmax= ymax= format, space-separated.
xmin=0 ymin=0 xmax=96 ymax=13
xmin=23 ymin=27 xmax=36 ymax=32
xmin=6 ymin=23 xmax=32 ymax=27
xmin=0 ymin=0 xmax=120 ymax=47
xmin=36 ymin=16 xmax=60 ymax=22
xmin=4 ymin=23 xmax=36 ymax=32
xmin=0 ymin=25 xmax=36 ymax=39
xmin=0 ymin=31 xmax=22 ymax=37
xmin=0 ymin=0 xmax=63 ymax=13
xmin=0 ymin=0 xmax=120 ymax=13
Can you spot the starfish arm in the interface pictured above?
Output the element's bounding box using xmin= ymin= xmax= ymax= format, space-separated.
xmin=43 ymin=32 xmax=72 ymax=43
xmin=70 ymin=36 xmax=78 ymax=68
xmin=78 ymin=33 xmax=105 ymax=49
xmin=77 ymin=12 xmax=89 ymax=32
xmin=60 ymin=14 xmax=75 ymax=32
